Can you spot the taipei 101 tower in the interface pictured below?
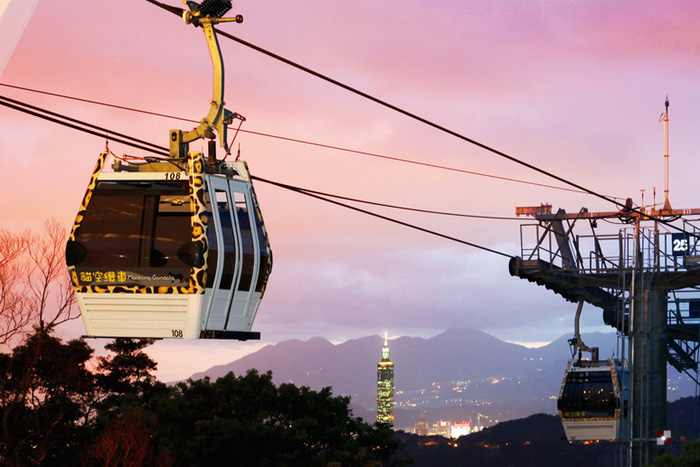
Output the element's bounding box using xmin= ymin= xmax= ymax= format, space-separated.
xmin=376 ymin=332 xmax=395 ymax=426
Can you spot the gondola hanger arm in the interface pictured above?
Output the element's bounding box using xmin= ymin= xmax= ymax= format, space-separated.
xmin=154 ymin=0 xmax=243 ymax=158
xmin=568 ymin=301 xmax=594 ymax=360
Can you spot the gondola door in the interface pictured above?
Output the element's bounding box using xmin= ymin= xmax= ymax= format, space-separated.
xmin=202 ymin=175 xmax=260 ymax=332
xmin=227 ymin=186 xmax=259 ymax=331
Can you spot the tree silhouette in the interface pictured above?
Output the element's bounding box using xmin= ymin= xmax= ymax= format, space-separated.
xmin=1 ymin=335 xmax=402 ymax=466
xmin=86 ymin=408 xmax=175 ymax=467
xmin=96 ymin=338 xmax=158 ymax=399
xmin=152 ymin=369 xmax=401 ymax=466
xmin=0 ymin=222 xmax=402 ymax=466
xmin=0 ymin=220 xmax=78 ymax=348
xmin=81 ymin=338 xmax=169 ymax=466
xmin=0 ymin=227 xmax=31 ymax=346
xmin=0 ymin=330 xmax=95 ymax=466
xmin=653 ymin=439 xmax=700 ymax=467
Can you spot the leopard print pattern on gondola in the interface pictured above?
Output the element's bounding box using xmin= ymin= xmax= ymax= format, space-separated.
xmin=69 ymin=152 xmax=107 ymax=292
xmin=69 ymin=152 xmax=107 ymax=241
xmin=69 ymin=152 xmax=208 ymax=295
xmin=187 ymin=151 xmax=208 ymax=294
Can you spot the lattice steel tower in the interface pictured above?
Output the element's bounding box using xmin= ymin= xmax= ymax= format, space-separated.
xmin=509 ymin=98 xmax=700 ymax=466
xmin=511 ymin=209 xmax=700 ymax=464
xmin=377 ymin=332 xmax=395 ymax=425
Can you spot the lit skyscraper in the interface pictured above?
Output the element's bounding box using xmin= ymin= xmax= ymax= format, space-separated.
xmin=414 ymin=412 xmax=429 ymax=436
xmin=376 ymin=332 xmax=394 ymax=426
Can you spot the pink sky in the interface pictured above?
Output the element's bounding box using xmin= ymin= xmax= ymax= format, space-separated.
xmin=2 ymin=0 xmax=700 ymax=380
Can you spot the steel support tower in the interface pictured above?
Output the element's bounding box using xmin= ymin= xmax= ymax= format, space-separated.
xmin=510 ymin=203 xmax=700 ymax=466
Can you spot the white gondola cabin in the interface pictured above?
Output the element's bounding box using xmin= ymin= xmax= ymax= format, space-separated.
xmin=66 ymin=0 xmax=272 ymax=340
xmin=66 ymin=153 xmax=271 ymax=340
xmin=557 ymin=358 xmax=628 ymax=441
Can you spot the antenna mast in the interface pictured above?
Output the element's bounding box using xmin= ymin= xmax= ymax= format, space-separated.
xmin=661 ymin=96 xmax=671 ymax=211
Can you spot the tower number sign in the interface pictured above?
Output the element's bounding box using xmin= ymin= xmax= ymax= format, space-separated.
xmin=672 ymin=233 xmax=691 ymax=257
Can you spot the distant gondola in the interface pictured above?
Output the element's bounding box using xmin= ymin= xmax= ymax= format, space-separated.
xmin=557 ymin=358 xmax=628 ymax=441
xmin=65 ymin=0 xmax=272 ymax=340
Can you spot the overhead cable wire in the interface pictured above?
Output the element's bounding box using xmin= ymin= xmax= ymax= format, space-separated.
xmin=0 ymin=85 xmax=526 ymax=221
xmin=0 ymin=82 xmax=604 ymax=196
xmin=0 ymin=94 xmax=170 ymax=157
xmin=139 ymin=2 xmax=681 ymax=230
xmin=239 ymin=130 xmax=607 ymax=196
xmin=1 ymin=84 xmax=691 ymax=235
xmin=209 ymin=29 xmax=693 ymax=234
xmin=208 ymin=25 xmax=624 ymax=207
xmin=0 ymin=91 xmax=510 ymax=219
xmin=0 ymin=93 xmax=515 ymax=255
xmin=0 ymin=82 xmax=181 ymax=122
xmin=251 ymin=175 xmax=514 ymax=258
xmin=286 ymin=184 xmax=521 ymax=220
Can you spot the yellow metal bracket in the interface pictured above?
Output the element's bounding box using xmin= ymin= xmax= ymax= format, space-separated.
xmin=170 ymin=2 xmax=243 ymax=158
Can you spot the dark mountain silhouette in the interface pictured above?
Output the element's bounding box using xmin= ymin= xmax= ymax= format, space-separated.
xmin=394 ymin=396 xmax=700 ymax=466
xmin=188 ymin=329 xmax=698 ymax=427
xmin=395 ymin=413 xmax=617 ymax=467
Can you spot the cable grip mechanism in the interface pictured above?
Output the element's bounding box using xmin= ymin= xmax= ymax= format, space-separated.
xmin=170 ymin=0 xmax=243 ymax=159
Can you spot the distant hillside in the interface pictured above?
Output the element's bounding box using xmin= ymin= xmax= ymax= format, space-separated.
xmin=394 ymin=396 xmax=700 ymax=466
xmin=395 ymin=413 xmax=616 ymax=467
xmin=188 ymin=329 xmax=699 ymax=425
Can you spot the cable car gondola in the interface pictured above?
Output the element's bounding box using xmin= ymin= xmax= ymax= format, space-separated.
xmin=557 ymin=357 xmax=628 ymax=441
xmin=65 ymin=0 xmax=272 ymax=340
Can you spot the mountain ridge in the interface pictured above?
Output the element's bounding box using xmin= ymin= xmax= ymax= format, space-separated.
xmin=186 ymin=328 xmax=697 ymax=426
